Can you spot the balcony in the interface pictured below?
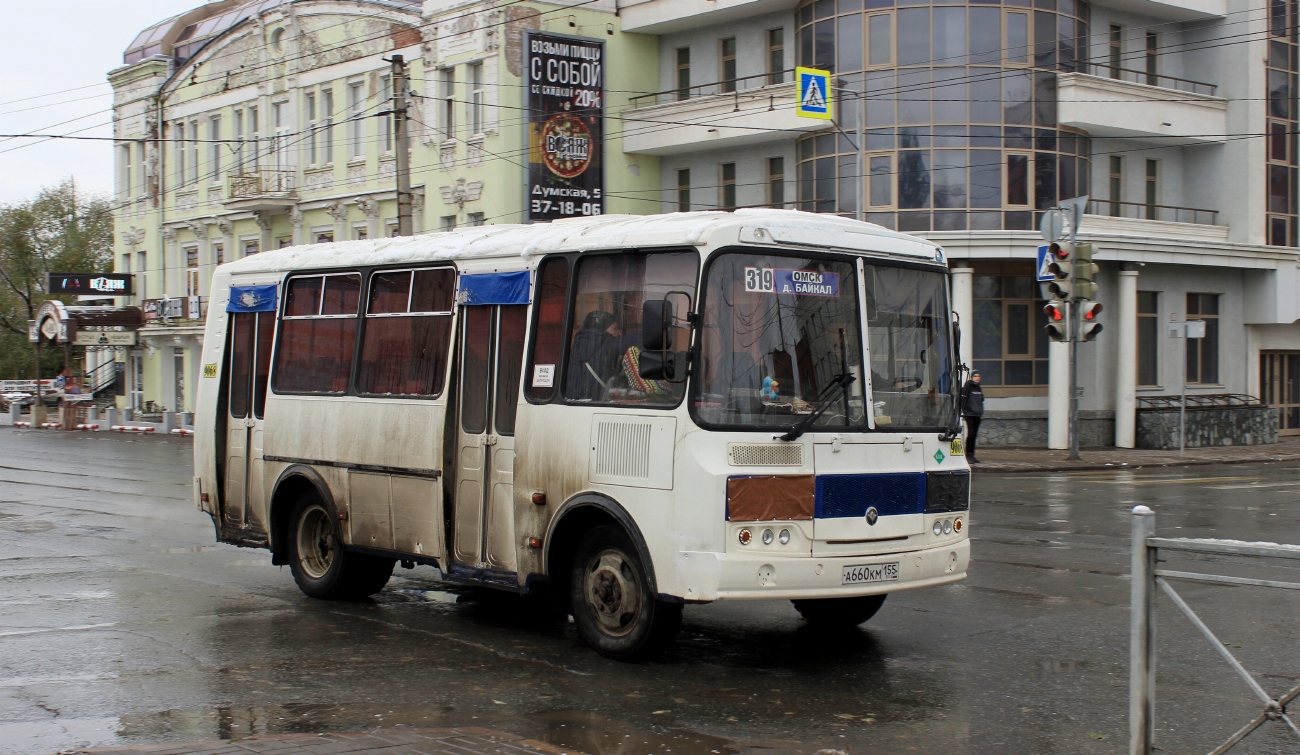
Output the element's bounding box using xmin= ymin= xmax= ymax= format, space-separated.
xmin=224 ymin=169 xmax=297 ymax=212
xmin=622 ymin=71 xmax=825 ymax=156
xmin=619 ymin=0 xmax=798 ymax=34
xmin=1083 ymin=199 xmax=1229 ymax=242
xmin=1058 ymin=67 xmax=1226 ymax=145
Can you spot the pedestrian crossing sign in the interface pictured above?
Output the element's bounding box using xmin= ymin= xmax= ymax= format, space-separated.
xmin=796 ymin=67 xmax=833 ymax=120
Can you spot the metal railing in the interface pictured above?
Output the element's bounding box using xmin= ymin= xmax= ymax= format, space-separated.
xmin=1136 ymin=394 xmax=1261 ymax=410
xmin=628 ymin=69 xmax=795 ymax=109
xmin=1088 ymin=198 xmax=1219 ymax=226
xmin=226 ymin=169 xmax=296 ymax=200
xmin=1079 ymin=63 xmax=1217 ymax=96
xmin=1130 ymin=506 xmax=1300 ymax=754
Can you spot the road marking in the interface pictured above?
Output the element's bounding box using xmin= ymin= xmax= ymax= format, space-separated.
xmin=0 ymin=622 xmax=116 ymax=638
xmin=1208 ymin=480 xmax=1300 ymax=490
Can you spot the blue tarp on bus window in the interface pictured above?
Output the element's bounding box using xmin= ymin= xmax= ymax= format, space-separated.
xmin=458 ymin=271 xmax=530 ymax=306
xmin=227 ymin=284 xmax=278 ymax=313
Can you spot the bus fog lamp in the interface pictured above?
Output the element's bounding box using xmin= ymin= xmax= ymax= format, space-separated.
xmin=943 ymin=519 xmax=953 ymax=535
xmin=762 ymin=529 xmax=774 ymax=545
xmin=778 ymin=529 xmax=791 ymax=544
xmin=932 ymin=520 xmax=943 ymax=537
xmin=738 ymin=528 xmax=752 ymax=545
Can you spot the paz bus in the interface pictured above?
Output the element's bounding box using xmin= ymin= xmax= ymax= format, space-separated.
xmin=193 ymin=209 xmax=971 ymax=660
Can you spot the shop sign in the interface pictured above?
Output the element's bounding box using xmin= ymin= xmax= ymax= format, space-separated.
xmin=143 ymin=298 xmax=185 ymax=320
xmin=46 ymin=273 xmax=134 ymax=296
xmin=73 ymin=330 xmax=137 ymax=346
xmin=526 ymin=32 xmax=604 ymax=222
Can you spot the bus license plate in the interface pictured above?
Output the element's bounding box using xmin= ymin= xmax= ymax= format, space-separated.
xmin=842 ymin=562 xmax=899 ymax=585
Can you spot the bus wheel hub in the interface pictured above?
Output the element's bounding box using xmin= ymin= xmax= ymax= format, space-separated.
xmin=587 ymin=550 xmax=640 ymax=633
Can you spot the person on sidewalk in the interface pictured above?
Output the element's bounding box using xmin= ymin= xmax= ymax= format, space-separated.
xmin=961 ymin=371 xmax=985 ymax=463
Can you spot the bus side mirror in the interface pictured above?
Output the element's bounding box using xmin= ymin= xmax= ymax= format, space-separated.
xmin=642 ymin=299 xmax=671 ymax=352
xmin=638 ymin=349 xmax=673 ymax=380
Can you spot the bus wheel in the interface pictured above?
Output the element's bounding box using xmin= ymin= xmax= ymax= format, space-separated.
xmin=570 ymin=525 xmax=681 ymax=661
xmin=792 ymin=594 xmax=887 ymax=626
xmin=288 ymin=494 xmax=394 ymax=600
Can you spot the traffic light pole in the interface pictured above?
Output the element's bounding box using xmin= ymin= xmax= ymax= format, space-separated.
xmin=1068 ymin=298 xmax=1081 ymax=460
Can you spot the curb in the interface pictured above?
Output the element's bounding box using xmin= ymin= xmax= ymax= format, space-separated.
xmin=973 ymin=454 xmax=1300 ymax=474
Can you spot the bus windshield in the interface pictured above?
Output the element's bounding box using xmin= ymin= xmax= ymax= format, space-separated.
xmin=861 ymin=263 xmax=954 ymax=429
xmin=696 ymin=252 xmax=867 ymax=430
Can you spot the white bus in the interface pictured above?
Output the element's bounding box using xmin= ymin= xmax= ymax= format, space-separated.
xmin=194 ymin=210 xmax=970 ymax=660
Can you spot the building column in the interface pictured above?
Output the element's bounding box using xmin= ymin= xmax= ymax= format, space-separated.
xmin=1115 ymin=263 xmax=1140 ymax=448
xmin=356 ymin=196 xmax=380 ymax=239
xmin=187 ymin=221 xmax=209 ymax=298
xmin=950 ymin=263 xmax=973 ymax=369
xmin=290 ymin=208 xmax=304 ymax=246
xmin=327 ymin=201 xmax=348 ymax=242
xmin=1048 ymin=339 xmax=1069 ymax=449
xmin=217 ymin=219 xmax=234 ymax=266
xmin=255 ymin=212 xmax=274 ymax=254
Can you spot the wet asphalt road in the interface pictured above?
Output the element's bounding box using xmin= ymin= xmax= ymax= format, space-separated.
xmin=1 ymin=430 xmax=1298 ymax=755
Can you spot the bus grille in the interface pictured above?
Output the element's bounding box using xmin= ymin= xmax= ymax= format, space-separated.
xmin=593 ymin=420 xmax=653 ymax=480
xmin=727 ymin=443 xmax=804 ymax=467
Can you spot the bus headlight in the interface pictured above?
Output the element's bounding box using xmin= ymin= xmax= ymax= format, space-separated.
xmin=778 ymin=529 xmax=791 ymax=545
xmin=932 ymin=520 xmax=943 ymax=537
xmin=761 ymin=529 xmax=774 ymax=545
xmin=738 ymin=528 xmax=752 ymax=545
xmin=943 ymin=519 xmax=953 ymax=535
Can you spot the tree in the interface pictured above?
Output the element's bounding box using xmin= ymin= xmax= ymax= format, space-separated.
xmin=0 ymin=179 xmax=114 ymax=379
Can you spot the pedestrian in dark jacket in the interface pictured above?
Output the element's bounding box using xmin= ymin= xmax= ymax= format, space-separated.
xmin=960 ymin=371 xmax=985 ymax=463
xmin=566 ymin=310 xmax=622 ymax=401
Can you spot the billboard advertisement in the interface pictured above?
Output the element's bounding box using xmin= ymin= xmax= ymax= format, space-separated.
xmin=46 ymin=273 xmax=134 ymax=296
xmin=526 ymin=32 xmax=604 ymax=222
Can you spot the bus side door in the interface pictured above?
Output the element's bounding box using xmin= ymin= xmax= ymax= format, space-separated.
xmin=222 ymin=311 xmax=273 ymax=532
xmin=453 ymin=304 xmax=527 ymax=573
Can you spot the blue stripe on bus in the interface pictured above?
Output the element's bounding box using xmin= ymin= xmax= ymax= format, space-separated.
xmin=814 ymin=473 xmax=926 ymax=519
xmin=458 ymin=271 xmax=530 ymax=306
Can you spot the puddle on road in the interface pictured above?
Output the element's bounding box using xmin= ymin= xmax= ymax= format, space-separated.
xmin=392 ymin=588 xmax=468 ymax=604
xmin=104 ymin=704 xmax=744 ymax=755
xmin=0 ymin=516 xmax=55 ymax=533
xmin=164 ymin=546 xmax=223 ymax=554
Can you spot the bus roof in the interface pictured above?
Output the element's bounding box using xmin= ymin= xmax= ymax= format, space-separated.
xmin=217 ymin=209 xmax=945 ymax=277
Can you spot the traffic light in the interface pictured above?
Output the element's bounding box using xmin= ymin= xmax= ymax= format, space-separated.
xmin=1046 ymin=242 xmax=1074 ymax=299
xmin=1044 ymin=301 xmax=1069 ymax=342
xmin=1080 ymin=301 xmax=1103 ymax=341
xmin=1072 ymin=243 xmax=1099 ymax=300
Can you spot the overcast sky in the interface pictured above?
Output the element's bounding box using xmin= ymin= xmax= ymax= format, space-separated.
xmin=0 ymin=1 xmax=195 ymax=205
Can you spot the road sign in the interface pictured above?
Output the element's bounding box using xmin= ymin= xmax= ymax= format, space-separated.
xmin=1059 ymin=195 xmax=1089 ymax=240
xmin=1040 ymin=210 xmax=1064 ymax=244
xmin=1185 ymin=320 xmax=1206 ymax=339
xmin=1036 ymin=245 xmax=1054 ymax=282
xmin=795 ymin=67 xmax=833 ymax=120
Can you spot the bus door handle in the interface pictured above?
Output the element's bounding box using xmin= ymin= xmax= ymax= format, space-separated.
xmin=483 ymin=434 xmax=498 ymax=446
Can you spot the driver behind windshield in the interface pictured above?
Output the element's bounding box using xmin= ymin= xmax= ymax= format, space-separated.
xmin=566 ymin=309 xmax=623 ymax=401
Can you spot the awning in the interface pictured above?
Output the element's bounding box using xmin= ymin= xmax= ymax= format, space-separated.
xmin=458 ymin=271 xmax=530 ymax=306
xmin=31 ymin=300 xmax=143 ymax=345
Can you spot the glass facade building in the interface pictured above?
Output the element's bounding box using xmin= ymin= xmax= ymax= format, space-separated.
xmin=795 ymin=0 xmax=1091 ymax=232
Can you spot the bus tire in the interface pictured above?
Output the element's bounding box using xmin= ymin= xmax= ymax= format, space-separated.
xmin=570 ymin=525 xmax=681 ymax=661
xmin=288 ymin=494 xmax=394 ymax=600
xmin=792 ymin=594 xmax=887 ymax=626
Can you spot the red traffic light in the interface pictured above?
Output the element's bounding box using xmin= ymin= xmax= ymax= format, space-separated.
xmin=1049 ymin=242 xmax=1072 ymax=260
xmin=1046 ymin=305 xmax=1065 ymax=321
xmin=1083 ymin=302 xmax=1103 ymax=319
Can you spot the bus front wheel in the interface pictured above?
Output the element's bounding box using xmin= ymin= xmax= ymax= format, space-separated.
xmin=288 ymin=494 xmax=394 ymax=600
xmin=792 ymin=594 xmax=887 ymax=626
xmin=570 ymin=525 xmax=681 ymax=661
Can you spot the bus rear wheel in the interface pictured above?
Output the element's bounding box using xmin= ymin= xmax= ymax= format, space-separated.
xmin=570 ymin=525 xmax=681 ymax=661
xmin=792 ymin=594 xmax=887 ymax=626
xmin=288 ymin=494 xmax=394 ymax=600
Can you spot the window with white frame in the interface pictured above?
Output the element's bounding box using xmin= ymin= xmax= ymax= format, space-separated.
xmin=469 ymin=63 xmax=485 ymax=134
xmin=185 ymin=245 xmax=200 ymax=297
xmin=321 ymin=87 xmax=334 ymax=164
xmin=209 ymin=116 xmax=221 ymax=181
xmin=233 ymin=109 xmax=244 ymax=173
xmin=189 ymin=119 xmax=199 ymax=182
xmin=174 ymin=121 xmax=186 ymax=185
xmin=348 ymin=82 xmax=365 ymax=159
xmin=439 ymin=68 xmax=455 ymax=140
xmin=117 ymin=144 xmax=131 ymax=198
xmin=248 ymin=105 xmax=259 ymax=171
xmin=136 ymin=142 xmax=148 ymax=196
xmin=305 ymin=92 xmax=318 ymax=165
xmin=380 ymin=74 xmax=393 ymax=152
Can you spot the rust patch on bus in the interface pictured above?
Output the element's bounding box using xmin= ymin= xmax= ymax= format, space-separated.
xmin=726 ymin=475 xmax=815 ymax=521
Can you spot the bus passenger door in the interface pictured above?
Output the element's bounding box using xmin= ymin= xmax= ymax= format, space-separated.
xmin=453 ymin=304 xmax=527 ymax=572
xmin=222 ymin=311 xmax=273 ymax=531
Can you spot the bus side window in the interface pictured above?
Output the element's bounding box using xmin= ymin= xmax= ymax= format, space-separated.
xmin=252 ymin=313 xmax=274 ymax=418
xmin=274 ymin=273 xmax=361 ymax=394
xmin=526 ymin=257 xmax=570 ymax=402
xmin=357 ymin=268 xmax=455 ymax=397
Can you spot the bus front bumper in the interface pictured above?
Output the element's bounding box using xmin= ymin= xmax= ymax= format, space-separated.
xmin=673 ymin=538 xmax=970 ymax=602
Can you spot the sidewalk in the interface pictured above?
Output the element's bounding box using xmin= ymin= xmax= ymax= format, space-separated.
xmin=972 ymin=435 xmax=1300 ymax=473
xmin=68 ymin=727 xmax=581 ymax=755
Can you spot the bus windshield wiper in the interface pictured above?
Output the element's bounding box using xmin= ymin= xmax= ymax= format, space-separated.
xmin=780 ymin=372 xmax=855 ymax=442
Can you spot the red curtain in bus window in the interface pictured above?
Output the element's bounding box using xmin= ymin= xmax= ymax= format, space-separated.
xmin=526 ymin=258 xmax=569 ymax=402
xmin=228 ymin=312 xmax=253 ymax=418
xmin=356 ymin=269 xmax=455 ymax=396
xmin=273 ymin=273 xmax=360 ymax=394
xmin=460 ymin=307 xmax=492 ymax=434
xmin=494 ymin=305 xmax=528 ymax=435
xmin=253 ymin=312 xmax=274 ymax=418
